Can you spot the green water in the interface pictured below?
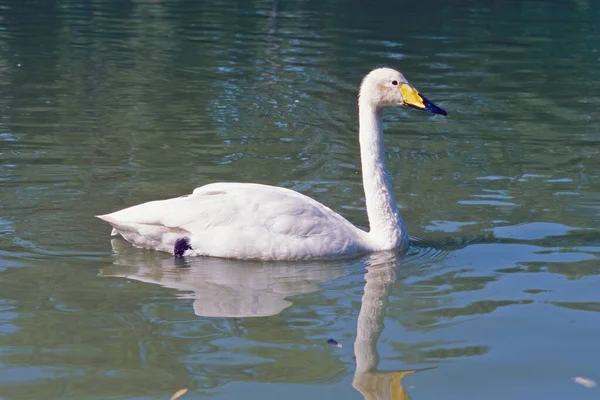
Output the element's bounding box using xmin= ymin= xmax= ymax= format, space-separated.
xmin=1 ymin=0 xmax=600 ymax=399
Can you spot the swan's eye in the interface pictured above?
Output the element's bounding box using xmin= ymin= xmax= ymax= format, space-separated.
xmin=391 ymin=80 xmax=398 ymax=86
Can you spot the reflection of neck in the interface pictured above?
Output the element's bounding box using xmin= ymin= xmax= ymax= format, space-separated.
xmin=353 ymin=257 xmax=418 ymax=400
xmin=354 ymin=262 xmax=395 ymax=374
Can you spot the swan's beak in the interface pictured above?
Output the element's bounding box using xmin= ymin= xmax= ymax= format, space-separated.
xmin=400 ymin=84 xmax=447 ymax=116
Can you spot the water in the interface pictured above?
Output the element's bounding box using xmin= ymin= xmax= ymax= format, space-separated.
xmin=1 ymin=0 xmax=599 ymax=398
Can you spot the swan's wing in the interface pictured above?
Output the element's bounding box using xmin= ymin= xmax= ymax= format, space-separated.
xmin=97 ymin=182 xmax=364 ymax=259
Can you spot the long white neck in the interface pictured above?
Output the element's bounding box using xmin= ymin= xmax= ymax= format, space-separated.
xmin=358 ymin=100 xmax=407 ymax=250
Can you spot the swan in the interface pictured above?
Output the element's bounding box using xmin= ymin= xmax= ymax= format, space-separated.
xmin=96 ymin=67 xmax=447 ymax=260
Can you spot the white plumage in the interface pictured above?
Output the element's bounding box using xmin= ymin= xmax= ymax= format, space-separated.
xmin=97 ymin=67 xmax=447 ymax=260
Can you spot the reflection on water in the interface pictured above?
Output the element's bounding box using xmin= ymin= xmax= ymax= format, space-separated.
xmin=103 ymin=244 xmax=424 ymax=399
xmin=353 ymin=252 xmax=419 ymax=400
xmin=101 ymin=239 xmax=348 ymax=318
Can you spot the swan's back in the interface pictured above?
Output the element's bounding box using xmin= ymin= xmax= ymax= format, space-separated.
xmin=97 ymin=182 xmax=369 ymax=260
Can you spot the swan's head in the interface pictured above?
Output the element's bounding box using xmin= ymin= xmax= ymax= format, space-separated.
xmin=359 ymin=67 xmax=447 ymax=116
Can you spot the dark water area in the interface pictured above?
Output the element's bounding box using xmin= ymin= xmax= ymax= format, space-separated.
xmin=1 ymin=0 xmax=599 ymax=399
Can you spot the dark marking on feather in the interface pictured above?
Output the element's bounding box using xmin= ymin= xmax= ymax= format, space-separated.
xmin=174 ymin=237 xmax=192 ymax=258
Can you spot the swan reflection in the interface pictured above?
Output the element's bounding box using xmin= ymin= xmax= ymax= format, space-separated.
xmin=102 ymin=240 xmax=423 ymax=398
xmin=100 ymin=238 xmax=348 ymax=317
xmin=353 ymin=251 xmax=423 ymax=400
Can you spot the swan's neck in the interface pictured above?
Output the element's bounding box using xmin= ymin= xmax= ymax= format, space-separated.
xmin=358 ymin=101 xmax=407 ymax=249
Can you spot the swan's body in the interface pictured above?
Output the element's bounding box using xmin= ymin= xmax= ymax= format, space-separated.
xmin=97 ymin=68 xmax=447 ymax=260
xmin=99 ymin=182 xmax=370 ymax=260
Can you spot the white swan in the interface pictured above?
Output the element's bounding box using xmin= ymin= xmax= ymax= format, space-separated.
xmin=96 ymin=67 xmax=447 ymax=260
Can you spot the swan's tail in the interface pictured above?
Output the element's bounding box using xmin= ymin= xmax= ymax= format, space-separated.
xmin=96 ymin=214 xmax=121 ymax=236
xmin=96 ymin=213 xmax=191 ymax=256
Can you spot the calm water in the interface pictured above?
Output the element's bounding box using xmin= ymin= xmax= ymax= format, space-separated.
xmin=1 ymin=0 xmax=600 ymax=399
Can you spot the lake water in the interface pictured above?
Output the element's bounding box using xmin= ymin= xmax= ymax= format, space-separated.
xmin=1 ymin=0 xmax=599 ymax=399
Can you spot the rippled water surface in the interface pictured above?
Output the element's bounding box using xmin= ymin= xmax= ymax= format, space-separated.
xmin=1 ymin=0 xmax=600 ymax=399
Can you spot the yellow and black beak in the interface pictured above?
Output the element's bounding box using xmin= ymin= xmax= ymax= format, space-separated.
xmin=400 ymin=83 xmax=447 ymax=116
